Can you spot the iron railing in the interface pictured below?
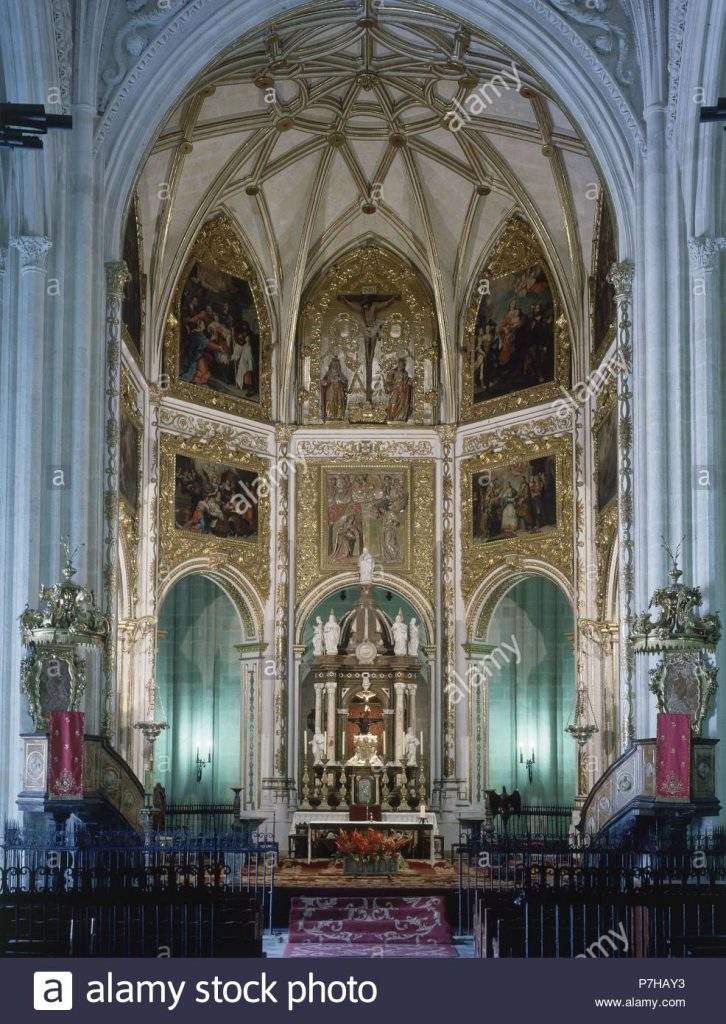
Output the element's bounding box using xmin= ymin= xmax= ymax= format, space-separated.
xmin=457 ymin=834 xmax=726 ymax=955
xmin=0 ymin=824 xmax=278 ymax=956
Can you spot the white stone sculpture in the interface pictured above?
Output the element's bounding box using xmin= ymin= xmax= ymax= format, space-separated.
xmin=392 ymin=608 xmax=408 ymax=655
xmin=323 ymin=609 xmax=341 ymax=655
xmin=359 ymin=546 xmax=375 ymax=584
xmin=408 ymin=617 xmax=420 ymax=656
xmin=311 ymin=731 xmax=327 ymax=765
xmin=312 ymin=615 xmax=324 ymax=656
xmin=404 ymin=727 xmax=420 ymax=765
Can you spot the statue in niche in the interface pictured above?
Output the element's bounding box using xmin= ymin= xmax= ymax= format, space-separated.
xmin=404 ymin=727 xmax=420 ymax=766
xmin=337 ymin=291 xmax=400 ymax=403
xmin=323 ymin=610 xmax=341 ymax=655
xmin=312 ymin=616 xmax=324 ymax=656
xmin=408 ymin=618 xmax=420 ymax=656
xmin=385 ymin=357 xmax=413 ymax=422
xmin=392 ymin=609 xmax=408 ymax=655
xmin=358 ymin=546 xmax=375 ymax=584
xmin=311 ymin=731 xmax=327 ymax=765
xmin=321 ymin=355 xmax=348 ymax=421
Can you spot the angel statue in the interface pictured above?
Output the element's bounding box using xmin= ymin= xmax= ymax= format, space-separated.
xmin=408 ymin=617 xmax=420 ymax=656
xmin=323 ymin=609 xmax=341 ymax=655
xmin=311 ymin=731 xmax=327 ymax=765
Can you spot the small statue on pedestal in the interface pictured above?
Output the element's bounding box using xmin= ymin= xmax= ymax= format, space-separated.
xmin=323 ymin=610 xmax=341 ymax=655
xmin=408 ymin=618 xmax=420 ymax=656
xmin=359 ymin=547 xmax=375 ymax=584
xmin=311 ymin=730 xmax=327 ymax=765
xmin=404 ymin=726 xmax=420 ymax=766
xmin=312 ymin=616 xmax=324 ymax=656
xmin=392 ymin=609 xmax=408 ymax=655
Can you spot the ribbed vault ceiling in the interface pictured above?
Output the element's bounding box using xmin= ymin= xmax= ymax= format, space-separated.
xmin=136 ymin=0 xmax=601 ymax=415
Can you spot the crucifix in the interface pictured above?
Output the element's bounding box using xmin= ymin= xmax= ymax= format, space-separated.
xmin=337 ymin=290 xmax=400 ymax=402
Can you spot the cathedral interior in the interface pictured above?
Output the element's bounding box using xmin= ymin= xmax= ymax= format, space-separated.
xmin=0 ymin=0 xmax=725 ymax=961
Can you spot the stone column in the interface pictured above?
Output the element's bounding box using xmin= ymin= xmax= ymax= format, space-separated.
xmin=688 ymin=235 xmax=726 ymax=807
xmin=407 ymin=683 xmax=417 ymax=734
xmin=237 ymin=642 xmax=265 ymax=810
xmin=394 ymin=680 xmax=407 ymax=762
xmin=314 ymin=682 xmax=325 ymax=734
xmin=608 ymin=260 xmax=635 ymax=751
xmin=325 ymin=681 xmax=337 ymax=762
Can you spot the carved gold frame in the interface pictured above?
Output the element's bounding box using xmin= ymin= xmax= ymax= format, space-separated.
xmin=590 ymin=187 xmax=618 ymax=368
xmin=158 ymin=432 xmax=271 ymax=603
xmin=460 ymin=431 xmax=573 ymax=601
xmin=461 ymin=215 xmax=571 ymax=423
xmin=298 ymin=244 xmax=439 ymax=426
xmin=163 ymin=214 xmax=272 ymax=422
xmin=121 ymin=189 xmax=147 ymax=367
xmin=295 ymin=455 xmax=435 ymax=605
xmin=318 ymin=464 xmax=413 ymax=575
xmin=592 ymin=374 xmax=618 ymax=616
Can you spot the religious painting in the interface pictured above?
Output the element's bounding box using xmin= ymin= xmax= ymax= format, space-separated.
xmin=178 ymin=261 xmax=260 ymax=402
xmin=121 ymin=194 xmax=144 ymax=359
xmin=591 ymin=190 xmax=617 ymax=362
xmin=119 ymin=405 xmax=141 ymax=512
xmin=472 ymin=262 xmax=555 ymax=404
xmin=174 ymin=455 xmax=259 ymax=539
xmin=595 ymin=403 xmax=618 ymax=512
xmin=321 ymin=468 xmax=410 ymax=572
xmin=472 ymin=456 xmax=556 ymax=542
xmin=298 ymin=246 xmax=439 ymax=426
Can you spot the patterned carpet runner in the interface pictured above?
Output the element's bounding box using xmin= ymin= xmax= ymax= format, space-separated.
xmin=283 ymin=895 xmax=456 ymax=957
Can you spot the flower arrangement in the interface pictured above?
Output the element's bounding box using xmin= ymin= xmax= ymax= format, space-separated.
xmin=335 ymin=828 xmax=410 ymax=875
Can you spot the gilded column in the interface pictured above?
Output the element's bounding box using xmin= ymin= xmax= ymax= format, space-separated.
xmin=439 ymin=425 xmax=457 ymax=777
xmin=272 ymin=425 xmax=293 ymax=779
xmin=103 ymin=261 xmax=131 ymax=739
xmin=608 ymin=260 xmax=635 ymax=751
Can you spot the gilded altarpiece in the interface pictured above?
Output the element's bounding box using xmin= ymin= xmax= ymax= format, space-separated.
xmin=158 ymin=433 xmax=271 ymax=603
xmin=590 ymin=189 xmax=618 ymax=368
xmin=460 ymin=429 xmax=574 ymax=603
xmin=295 ymin=454 xmax=435 ymax=608
xmin=462 ymin=216 xmax=571 ymax=423
xmin=297 ymin=246 xmax=438 ymax=426
xmin=163 ymin=214 xmax=272 ymax=422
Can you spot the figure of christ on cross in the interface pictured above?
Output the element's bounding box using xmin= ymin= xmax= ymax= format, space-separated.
xmin=337 ymin=290 xmax=401 ymax=403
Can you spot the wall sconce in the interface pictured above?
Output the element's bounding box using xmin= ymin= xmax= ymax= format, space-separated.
xmin=519 ymin=747 xmax=535 ymax=784
xmin=195 ymin=746 xmax=212 ymax=782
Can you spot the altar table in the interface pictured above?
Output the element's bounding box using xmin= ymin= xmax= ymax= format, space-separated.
xmin=290 ymin=811 xmax=440 ymax=865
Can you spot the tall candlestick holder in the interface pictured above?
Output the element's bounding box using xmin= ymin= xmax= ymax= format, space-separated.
xmin=337 ymin=769 xmax=349 ymax=809
xmin=380 ymin=769 xmax=392 ymax=811
xmin=299 ymin=758 xmax=312 ymax=810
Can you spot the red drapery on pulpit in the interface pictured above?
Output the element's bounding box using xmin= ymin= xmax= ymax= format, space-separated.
xmin=656 ymin=712 xmax=691 ymax=801
xmin=48 ymin=710 xmax=85 ymax=799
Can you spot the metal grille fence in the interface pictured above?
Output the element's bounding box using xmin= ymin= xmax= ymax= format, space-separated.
xmin=0 ymin=825 xmax=278 ymax=957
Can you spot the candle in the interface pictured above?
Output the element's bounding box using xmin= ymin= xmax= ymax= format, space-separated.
xmin=420 ymin=730 xmax=424 ymax=753
xmin=382 ymin=731 xmax=386 ymax=756
xmin=341 ymin=731 xmax=346 ymax=758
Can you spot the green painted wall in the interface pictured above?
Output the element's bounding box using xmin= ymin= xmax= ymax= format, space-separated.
xmin=155 ymin=574 xmax=242 ymax=803
xmin=487 ymin=576 xmax=576 ymax=804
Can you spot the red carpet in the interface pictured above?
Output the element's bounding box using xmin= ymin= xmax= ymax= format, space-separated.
xmin=283 ymin=895 xmax=456 ymax=957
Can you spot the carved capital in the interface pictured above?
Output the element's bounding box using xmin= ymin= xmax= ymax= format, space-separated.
xmin=607 ymin=259 xmax=634 ymax=300
xmin=105 ymin=259 xmax=130 ymax=295
xmin=688 ymin=235 xmax=726 ymax=273
xmin=11 ymin=235 xmax=52 ymax=272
